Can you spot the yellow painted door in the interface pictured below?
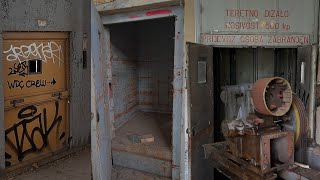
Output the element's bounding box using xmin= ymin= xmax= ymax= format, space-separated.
xmin=3 ymin=32 xmax=69 ymax=168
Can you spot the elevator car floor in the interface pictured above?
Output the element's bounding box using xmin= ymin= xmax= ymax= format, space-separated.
xmin=112 ymin=111 xmax=173 ymax=177
xmin=113 ymin=111 xmax=172 ymax=160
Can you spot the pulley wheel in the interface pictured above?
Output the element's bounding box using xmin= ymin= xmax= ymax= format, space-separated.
xmin=251 ymin=77 xmax=292 ymax=116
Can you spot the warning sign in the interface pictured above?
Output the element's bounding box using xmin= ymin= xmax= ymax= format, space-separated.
xmin=200 ymin=0 xmax=317 ymax=46
xmin=201 ymin=34 xmax=310 ymax=46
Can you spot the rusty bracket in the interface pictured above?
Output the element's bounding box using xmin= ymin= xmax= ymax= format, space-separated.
xmin=52 ymin=92 xmax=62 ymax=100
xmin=10 ymin=98 xmax=24 ymax=107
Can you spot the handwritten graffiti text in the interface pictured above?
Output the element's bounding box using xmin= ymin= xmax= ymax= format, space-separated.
xmin=8 ymin=62 xmax=28 ymax=77
xmin=7 ymin=78 xmax=57 ymax=90
xmin=4 ymin=42 xmax=64 ymax=65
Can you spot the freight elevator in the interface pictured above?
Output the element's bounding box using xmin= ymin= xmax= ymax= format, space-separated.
xmin=109 ymin=17 xmax=175 ymax=177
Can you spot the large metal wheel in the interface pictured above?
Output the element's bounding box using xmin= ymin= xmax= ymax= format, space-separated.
xmin=251 ymin=77 xmax=292 ymax=116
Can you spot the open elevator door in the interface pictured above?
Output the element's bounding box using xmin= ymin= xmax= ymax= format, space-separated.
xmin=91 ymin=3 xmax=113 ymax=180
xmin=187 ymin=43 xmax=214 ymax=180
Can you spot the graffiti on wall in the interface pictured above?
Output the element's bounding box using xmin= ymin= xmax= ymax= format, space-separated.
xmin=3 ymin=42 xmax=64 ymax=65
xmin=7 ymin=78 xmax=57 ymax=90
xmin=5 ymin=101 xmax=65 ymax=167
xmin=4 ymin=40 xmax=66 ymax=167
xmin=4 ymin=41 xmax=63 ymax=91
xmin=8 ymin=62 xmax=28 ymax=77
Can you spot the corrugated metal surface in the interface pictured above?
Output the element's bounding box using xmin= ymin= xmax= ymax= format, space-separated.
xmin=198 ymin=0 xmax=319 ymax=46
xmin=187 ymin=44 xmax=214 ymax=180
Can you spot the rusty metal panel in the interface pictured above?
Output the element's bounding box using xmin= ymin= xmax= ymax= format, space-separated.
xmin=5 ymin=100 xmax=69 ymax=168
xmin=3 ymin=33 xmax=68 ymax=100
xmin=187 ymin=43 xmax=214 ymax=179
xmin=0 ymin=0 xmax=91 ymax=172
xmin=2 ymin=32 xmax=69 ymax=169
xmin=199 ymin=0 xmax=319 ymax=46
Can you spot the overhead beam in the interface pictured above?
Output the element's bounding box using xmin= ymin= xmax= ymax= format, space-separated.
xmin=95 ymin=0 xmax=181 ymax=15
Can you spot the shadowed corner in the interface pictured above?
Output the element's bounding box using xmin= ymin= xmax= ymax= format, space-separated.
xmin=5 ymin=152 xmax=12 ymax=168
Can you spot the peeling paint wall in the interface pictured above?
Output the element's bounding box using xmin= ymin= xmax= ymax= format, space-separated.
xmin=0 ymin=0 xmax=90 ymax=171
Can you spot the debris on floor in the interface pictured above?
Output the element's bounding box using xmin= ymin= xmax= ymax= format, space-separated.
xmin=140 ymin=134 xmax=155 ymax=144
xmin=127 ymin=133 xmax=154 ymax=144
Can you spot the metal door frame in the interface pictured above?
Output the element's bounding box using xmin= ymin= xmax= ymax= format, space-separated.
xmin=0 ymin=32 xmax=4 ymax=174
xmin=101 ymin=6 xmax=186 ymax=179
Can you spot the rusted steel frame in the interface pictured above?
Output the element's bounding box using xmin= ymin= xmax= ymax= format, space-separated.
xmin=205 ymin=142 xmax=277 ymax=180
xmin=227 ymin=131 xmax=294 ymax=174
xmin=259 ymin=131 xmax=295 ymax=174
xmin=204 ymin=131 xmax=294 ymax=178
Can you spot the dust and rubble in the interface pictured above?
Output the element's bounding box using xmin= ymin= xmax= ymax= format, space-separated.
xmin=127 ymin=134 xmax=155 ymax=144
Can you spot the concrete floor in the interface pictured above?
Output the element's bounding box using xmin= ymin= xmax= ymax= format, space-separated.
xmin=4 ymin=148 xmax=91 ymax=180
xmin=2 ymin=147 xmax=169 ymax=180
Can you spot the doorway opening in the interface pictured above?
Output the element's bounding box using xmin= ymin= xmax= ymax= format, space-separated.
xmin=109 ymin=17 xmax=175 ymax=177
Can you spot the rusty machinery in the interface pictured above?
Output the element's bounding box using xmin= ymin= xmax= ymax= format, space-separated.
xmin=204 ymin=77 xmax=310 ymax=179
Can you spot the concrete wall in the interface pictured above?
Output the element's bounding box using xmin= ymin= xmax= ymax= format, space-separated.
xmin=0 ymin=0 xmax=90 ymax=171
